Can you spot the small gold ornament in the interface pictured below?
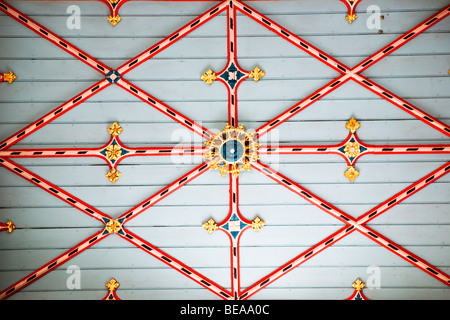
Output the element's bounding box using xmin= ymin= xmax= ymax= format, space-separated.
xmin=352 ymin=278 xmax=365 ymax=291
xmin=251 ymin=217 xmax=265 ymax=231
xmin=201 ymin=69 xmax=217 ymax=85
xmin=346 ymin=14 xmax=357 ymax=24
xmin=345 ymin=117 xmax=361 ymax=133
xmin=344 ymin=166 xmax=359 ymax=182
xmin=105 ymin=219 xmax=122 ymax=234
xmin=106 ymin=168 xmax=121 ymax=184
xmin=2 ymin=71 xmax=16 ymax=84
xmin=103 ymin=278 xmax=120 ymax=300
xmin=248 ymin=67 xmax=265 ymax=82
xmin=7 ymin=221 xmax=16 ymax=233
xmin=108 ymin=122 xmax=123 ymax=137
xmin=106 ymin=278 xmax=120 ymax=291
xmin=202 ymin=218 xmax=219 ymax=234
xmin=105 ymin=144 xmax=122 ymax=161
xmin=344 ymin=142 xmax=361 ymax=159
xmin=108 ymin=14 xmax=121 ymax=26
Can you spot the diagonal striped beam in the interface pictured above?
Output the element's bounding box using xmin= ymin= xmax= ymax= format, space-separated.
xmin=119 ymin=227 xmax=233 ymax=300
xmin=0 ymin=79 xmax=111 ymax=151
xmin=357 ymin=224 xmax=450 ymax=285
xmin=353 ymin=5 xmax=450 ymax=74
xmin=252 ymin=160 xmax=450 ymax=290
xmin=0 ymin=0 xmax=111 ymax=75
xmin=116 ymin=78 xmax=215 ymax=140
xmin=117 ymin=0 xmax=230 ymax=76
xmin=117 ymin=162 xmax=211 ymax=224
xmin=255 ymin=74 xmax=351 ymax=138
xmin=254 ymin=4 xmax=450 ymax=139
xmin=352 ymin=74 xmax=450 ymax=137
xmin=0 ymin=157 xmax=112 ymax=222
xmin=233 ymin=0 xmax=351 ymax=74
xmin=252 ymin=161 xmax=355 ymax=224
xmin=357 ymin=161 xmax=450 ymax=225
xmin=0 ymin=230 xmax=109 ymax=300
xmin=240 ymin=225 xmax=353 ymax=300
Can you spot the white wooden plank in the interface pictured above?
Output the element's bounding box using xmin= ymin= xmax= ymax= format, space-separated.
xmin=2 ymin=97 xmax=450 ymax=125
xmin=2 ymin=161 xmax=448 ymax=187
xmin=2 ymin=201 xmax=448 ymax=230
xmin=2 ymin=119 xmax=448 ymax=147
xmin=0 ymin=181 xmax=448 ymax=209
xmin=1 ymin=77 xmax=448 ymax=106
xmin=1 ymin=224 xmax=449 ymax=251
xmin=0 ymin=33 xmax=448 ymax=59
xmin=2 ymin=266 xmax=448 ymax=293
xmin=1 ymin=245 xmax=448 ymax=271
xmin=2 ymin=12 xmax=449 ymax=38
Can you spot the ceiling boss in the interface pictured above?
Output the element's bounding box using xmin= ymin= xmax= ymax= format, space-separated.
xmin=204 ymin=124 xmax=259 ymax=177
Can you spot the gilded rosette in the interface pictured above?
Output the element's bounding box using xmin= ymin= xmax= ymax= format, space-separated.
xmin=204 ymin=124 xmax=259 ymax=177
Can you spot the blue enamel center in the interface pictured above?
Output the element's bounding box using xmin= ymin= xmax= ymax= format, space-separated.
xmin=221 ymin=139 xmax=244 ymax=162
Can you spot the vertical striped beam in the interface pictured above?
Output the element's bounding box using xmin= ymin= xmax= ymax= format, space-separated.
xmin=0 ymin=230 xmax=109 ymax=300
xmin=225 ymin=0 xmax=244 ymax=127
xmin=225 ymin=174 xmax=246 ymax=299
xmin=234 ymin=0 xmax=351 ymax=74
xmin=116 ymin=0 xmax=230 ymax=76
xmin=118 ymin=227 xmax=233 ymax=300
xmin=0 ymin=1 xmax=111 ymax=75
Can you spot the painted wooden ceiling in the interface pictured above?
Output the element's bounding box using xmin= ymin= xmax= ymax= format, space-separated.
xmin=0 ymin=0 xmax=449 ymax=300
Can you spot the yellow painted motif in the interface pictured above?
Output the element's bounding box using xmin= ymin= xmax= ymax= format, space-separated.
xmin=352 ymin=278 xmax=365 ymax=291
xmin=202 ymin=218 xmax=219 ymax=234
xmin=7 ymin=221 xmax=16 ymax=233
xmin=105 ymin=144 xmax=122 ymax=161
xmin=108 ymin=122 xmax=123 ymax=136
xmin=2 ymin=71 xmax=16 ymax=84
xmin=106 ymin=168 xmax=121 ymax=184
xmin=346 ymin=14 xmax=357 ymax=23
xmin=344 ymin=166 xmax=360 ymax=182
xmin=201 ymin=69 xmax=217 ymax=85
xmin=251 ymin=217 xmax=265 ymax=232
xmin=248 ymin=67 xmax=265 ymax=82
xmin=344 ymin=142 xmax=360 ymax=159
xmin=105 ymin=219 xmax=122 ymax=234
xmin=345 ymin=117 xmax=361 ymax=133
xmin=108 ymin=14 xmax=121 ymax=26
